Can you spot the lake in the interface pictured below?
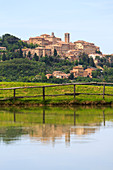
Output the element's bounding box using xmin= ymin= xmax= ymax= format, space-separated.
xmin=0 ymin=106 xmax=113 ymax=170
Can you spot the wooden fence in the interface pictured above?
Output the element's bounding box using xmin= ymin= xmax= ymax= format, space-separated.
xmin=0 ymin=82 xmax=113 ymax=101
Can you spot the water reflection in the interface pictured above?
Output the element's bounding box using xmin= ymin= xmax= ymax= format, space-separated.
xmin=0 ymin=107 xmax=113 ymax=145
xmin=28 ymin=124 xmax=99 ymax=145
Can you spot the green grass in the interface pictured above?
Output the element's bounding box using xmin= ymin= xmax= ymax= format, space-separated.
xmin=0 ymin=106 xmax=113 ymax=127
xmin=0 ymin=82 xmax=113 ymax=105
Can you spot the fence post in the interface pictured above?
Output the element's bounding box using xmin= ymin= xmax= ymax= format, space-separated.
xmin=43 ymin=87 xmax=45 ymax=101
xmin=74 ymin=111 xmax=76 ymax=126
xmin=43 ymin=109 xmax=45 ymax=124
xmin=103 ymin=110 xmax=105 ymax=126
xmin=74 ymin=84 xmax=76 ymax=99
xmin=14 ymin=112 xmax=16 ymax=122
xmin=103 ymin=84 xmax=105 ymax=99
xmin=14 ymin=89 xmax=16 ymax=101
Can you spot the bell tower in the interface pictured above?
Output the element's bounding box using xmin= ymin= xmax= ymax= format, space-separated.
xmin=65 ymin=33 xmax=70 ymax=43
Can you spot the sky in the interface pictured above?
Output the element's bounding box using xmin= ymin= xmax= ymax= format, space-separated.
xmin=0 ymin=0 xmax=113 ymax=54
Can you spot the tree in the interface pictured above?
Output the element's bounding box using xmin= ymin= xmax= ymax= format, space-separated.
xmin=19 ymin=48 xmax=23 ymax=58
xmin=89 ymin=57 xmax=95 ymax=67
xmin=2 ymin=52 xmax=7 ymax=61
xmin=68 ymin=73 xmax=74 ymax=80
xmin=24 ymin=52 xmax=26 ymax=58
xmin=34 ymin=53 xmax=39 ymax=61
xmin=92 ymin=69 xmax=102 ymax=78
xmin=96 ymin=50 xmax=102 ymax=54
xmin=41 ymin=74 xmax=47 ymax=82
xmin=79 ymin=58 xmax=83 ymax=65
xmin=54 ymin=49 xmax=57 ymax=56
xmin=27 ymin=51 xmax=31 ymax=59
xmin=75 ymin=60 xmax=78 ymax=65
xmin=95 ymin=56 xmax=100 ymax=60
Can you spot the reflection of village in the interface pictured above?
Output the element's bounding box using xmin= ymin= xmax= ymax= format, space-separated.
xmin=28 ymin=124 xmax=99 ymax=145
xmin=0 ymin=110 xmax=108 ymax=145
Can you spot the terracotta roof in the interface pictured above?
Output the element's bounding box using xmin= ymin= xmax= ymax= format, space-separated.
xmin=58 ymin=41 xmax=69 ymax=45
xmin=35 ymin=47 xmax=44 ymax=49
xmin=22 ymin=48 xmax=28 ymax=51
xmin=69 ymin=42 xmax=75 ymax=45
xmin=45 ymin=47 xmax=52 ymax=49
xmin=46 ymin=74 xmax=52 ymax=76
xmin=0 ymin=47 xmax=6 ymax=49
xmin=73 ymin=65 xmax=83 ymax=69
xmin=56 ymin=37 xmax=61 ymax=39
xmin=30 ymin=36 xmax=43 ymax=39
xmin=75 ymin=40 xmax=85 ymax=43
xmin=85 ymin=68 xmax=96 ymax=71
xmin=41 ymin=34 xmax=50 ymax=36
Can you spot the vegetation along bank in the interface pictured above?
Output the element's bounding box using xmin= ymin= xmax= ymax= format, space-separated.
xmin=0 ymin=82 xmax=113 ymax=106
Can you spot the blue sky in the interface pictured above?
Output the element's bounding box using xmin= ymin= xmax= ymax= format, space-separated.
xmin=0 ymin=0 xmax=113 ymax=54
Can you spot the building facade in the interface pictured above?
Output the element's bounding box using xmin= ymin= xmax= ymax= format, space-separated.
xmin=23 ymin=32 xmax=101 ymax=58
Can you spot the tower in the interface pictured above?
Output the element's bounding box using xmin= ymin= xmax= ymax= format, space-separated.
xmin=51 ymin=32 xmax=55 ymax=37
xmin=65 ymin=33 xmax=70 ymax=43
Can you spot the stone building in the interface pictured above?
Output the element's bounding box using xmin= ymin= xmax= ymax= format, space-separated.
xmin=65 ymin=49 xmax=82 ymax=60
xmin=85 ymin=67 xmax=96 ymax=78
xmin=46 ymin=74 xmax=52 ymax=79
xmin=0 ymin=47 xmax=6 ymax=51
xmin=70 ymin=65 xmax=87 ymax=78
xmin=52 ymin=71 xmax=70 ymax=79
xmin=23 ymin=32 xmax=101 ymax=58
xmin=28 ymin=36 xmax=51 ymax=46
xmin=28 ymin=32 xmax=61 ymax=46
xmin=70 ymin=65 xmax=97 ymax=78
xmin=22 ymin=46 xmax=51 ymax=58
xmin=74 ymin=40 xmax=100 ymax=54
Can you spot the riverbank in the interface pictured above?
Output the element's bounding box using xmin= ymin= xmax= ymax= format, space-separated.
xmin=0 ymin=82 xmax=113 ymax=106
xmin=0 ymin=99 xmax=112 ymax=107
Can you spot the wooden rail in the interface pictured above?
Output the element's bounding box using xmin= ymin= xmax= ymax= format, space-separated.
xmin=0 ymin=82 xmax=113 ymax=101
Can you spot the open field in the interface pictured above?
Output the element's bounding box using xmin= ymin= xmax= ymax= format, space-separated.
xmin=0 ymin=82 xmax=113 ymax=106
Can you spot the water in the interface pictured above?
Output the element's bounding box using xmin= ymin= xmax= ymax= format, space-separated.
xmin=0 ymin=106 xmax=113 ymax=170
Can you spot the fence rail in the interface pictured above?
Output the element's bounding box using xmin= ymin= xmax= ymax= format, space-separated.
xmin=0 ymin=82 xmax=113 ymax=101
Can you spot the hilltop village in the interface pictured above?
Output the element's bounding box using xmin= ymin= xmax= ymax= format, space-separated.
xmin=0 ymin=33 xmax=113 ymax=83
xmin=21 ymin=32 xmax=104 ymax=79
xmin=22 ymin=32 xmax=101 ymax=60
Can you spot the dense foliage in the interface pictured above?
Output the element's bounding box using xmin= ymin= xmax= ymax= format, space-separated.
xmin=0 ymin=34 xmax=38 ymax=52
xmin=0 ymin=58 xmax=72 ymax=83
xmin=0 ymin=58 xmax=46 ymax=82
xmin=78 ymin=53 xmax=96 ymax=68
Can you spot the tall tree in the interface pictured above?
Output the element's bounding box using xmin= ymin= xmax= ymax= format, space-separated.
xmin=19 ymin=48 xmax=23 ymax=58
xmin=34 ymin=53 xmax=39 ymax=61
xmin=89 ymin=57 xmax=95 ymax=67
xmin=54 ymin=49 xmax=57 ymax=57
xmin=27 ymin=51 xmax=31 ymax=59
xmin=2 ymin=52 xmax=6 ymax=61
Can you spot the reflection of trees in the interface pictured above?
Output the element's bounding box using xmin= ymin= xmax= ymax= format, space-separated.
xmin=0 ymin=127 xmax=27 ymax=144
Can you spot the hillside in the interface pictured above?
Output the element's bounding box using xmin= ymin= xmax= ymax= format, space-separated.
xmin=0 ymin=33 xmax=113 ymax=83
xmin=0 ymin=58 xmax=46 ymax=82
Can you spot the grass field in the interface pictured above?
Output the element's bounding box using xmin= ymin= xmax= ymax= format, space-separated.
xmin=0 ymin=82 xmax=113 ymax=105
